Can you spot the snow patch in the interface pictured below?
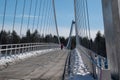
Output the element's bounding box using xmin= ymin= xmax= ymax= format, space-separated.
xmin=0 ymin=48 xmax=60 ymax=69
xmin=69 ymin=48 xmax=94 ymax=80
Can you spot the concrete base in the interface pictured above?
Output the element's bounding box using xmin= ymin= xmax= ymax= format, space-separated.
xmin=100 ymin=69 xmax=111 ymax=80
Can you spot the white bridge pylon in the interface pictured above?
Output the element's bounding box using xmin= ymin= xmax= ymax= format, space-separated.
xmin=66 ymin=20 xmax=79 ymax=49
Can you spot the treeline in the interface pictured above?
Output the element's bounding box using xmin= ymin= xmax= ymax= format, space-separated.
xmin=0 ymin=30 xmax=106 ymax=57
xmin=91 ymin=31 xmax=106 ymax=57
xmin=65 ymin=31 xmax=106 ymax=57
xmin=0 ymin=30 xmax=59 ymax=44
xmin=82 ymin=31 xmax=106 ymax=57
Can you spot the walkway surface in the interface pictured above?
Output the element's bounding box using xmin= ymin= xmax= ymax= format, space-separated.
xmin=69 ymin=49 xmax=94 ymax=80
xmin=0 ymin=49 xmax=69 ymax=80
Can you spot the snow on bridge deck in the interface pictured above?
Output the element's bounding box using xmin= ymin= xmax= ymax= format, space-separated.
xmin=68 ymin=49 xmax=94 ymax=80
xmin=0 ymin=49 xmax=69 ymax=80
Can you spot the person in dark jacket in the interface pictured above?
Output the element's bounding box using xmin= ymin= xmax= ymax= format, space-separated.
xmin=61 ymin=43 xmax=64 ymax=50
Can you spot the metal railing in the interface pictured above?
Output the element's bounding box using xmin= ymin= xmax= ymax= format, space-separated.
xmin=0 ymin=43 xmax=60 ymax=58
xmin=79 ymin=46 xmax=107 ymax=69
xmin=77 ymin=45 xmax=110 ymax=80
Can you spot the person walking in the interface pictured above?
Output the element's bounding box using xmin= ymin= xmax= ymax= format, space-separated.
xmin=61 ymin=43 xmax=64 ymax=50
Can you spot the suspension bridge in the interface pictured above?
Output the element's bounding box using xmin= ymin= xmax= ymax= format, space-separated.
xmin=0 ymin=0 xmax=120 ymax=80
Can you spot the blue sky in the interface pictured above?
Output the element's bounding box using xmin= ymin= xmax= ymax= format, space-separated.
xmin=55 ymin=0 xmax=104 ymax=38
xmin=0 ymin=0 xmax=57 ymax=36
xmin=0 ymin=0 xmax=104 ymax=39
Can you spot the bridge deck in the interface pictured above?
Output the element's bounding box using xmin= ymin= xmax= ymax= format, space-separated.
xmin=0 ymin=49 xmax=69 ymax=80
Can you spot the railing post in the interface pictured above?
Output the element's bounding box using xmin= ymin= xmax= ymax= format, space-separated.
xmin=23 ymin=44 xmax=24 ymax=53
xmin=22 ymin=44 xmax=24 ymax=54
xmin=30 ymin=43 xmax=32 ymax=51
xmin=34 ymin=43 xmax=36 ymax=51
xmin=35 ymin=43 xmax=38 ymax=50
xmin=33 ymin=43 xmax=35 ymax=51
xmin=26 ymin=44 xmax=29 ymax=52
xmin=18 ymin=44 xmax=21 ymax=54
xmin=10 ymin=44 xmax=12 ymax=56
xmin=25 ymin=43 xmax=27 ymax=53
xmin=101 ymin=58 xmax=104 ymax=69
xmin=100 ymin=69 xmax=111 ymax=80
xmin=15 ymin=44 xmax=17 ymax=55
xmin=28 ymin=43 xmax=30 ymax=52
xmin=0 ymin=46 xmax=2 ymax=59
xmin=32 ymin=44 xmax=34 ymax=51
xmin=5 ymin=45 xmax=8 ymax=58
xmin=90 ymin=52 xmax=97 ymax=78
xmin=23 ymin=44 xmax=25 ymax=53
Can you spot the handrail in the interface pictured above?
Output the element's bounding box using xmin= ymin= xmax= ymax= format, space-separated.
xmin=0 ymin=45 xmax=58 ymax=51
xmin=77 ymin=45 xmax=108 ymax=80
xmin=0 ymin=43 xmax=60 ymax=58
xmin=77 ymin=45 xmax=107 ymax=69
xmin=78 ymin=46 xmax=101 ymax=69
xmin=0 ymin=42 xmax=58 ymax=47
xmin=81 ymin=46 xmax=106 ymax=60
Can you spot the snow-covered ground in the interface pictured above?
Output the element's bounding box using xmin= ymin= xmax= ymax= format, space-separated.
xmin=69 ymin=48 xmax=94 ymax=80
xmin=0 ymin=48 xmax=60 ymax=68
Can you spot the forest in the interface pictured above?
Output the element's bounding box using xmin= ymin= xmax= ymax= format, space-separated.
xmin=0 ymin=30 xmax=106 ymax=57
xmin=69 ymin=31 xmax=106 ymax=57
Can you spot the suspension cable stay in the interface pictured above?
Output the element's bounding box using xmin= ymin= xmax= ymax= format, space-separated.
xmin=27 ymin=0 xmax=32 ymax=30
xmin=12 ymin=0 xmax=18 ymax=31
xmin=52 ymin=0 xmax=60 ymax=44
xmin=32 ymin=0 xmax=38 ymax=32
xmin=47 ymin=1 xmax=53 ymax=35
xmin=40 ymin=0 xmax=45 ymax=37
xmin=0 ymin=0 xmax=7 ymax=44
xmin=36 ymin=0 xmax=42 ymax=30
xmin=43 ymin=0 xmax=49 ymax=36
xmin=20 ymin=0 xmax=26 ymax=37
xmin=44 ymin=0 xmax=51 ymax=36
xmin=85 ymin=0 xmax=91 ymax=40
xmin=1 ymin=0 xmax=7 ymax=32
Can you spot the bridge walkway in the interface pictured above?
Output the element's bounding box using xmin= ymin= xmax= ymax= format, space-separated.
xmin=0 ymin=49 xmax=69 ymax=80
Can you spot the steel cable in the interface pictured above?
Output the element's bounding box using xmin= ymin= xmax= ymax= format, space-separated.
xmin=20 ymin=0 xmax=26 ymax=37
